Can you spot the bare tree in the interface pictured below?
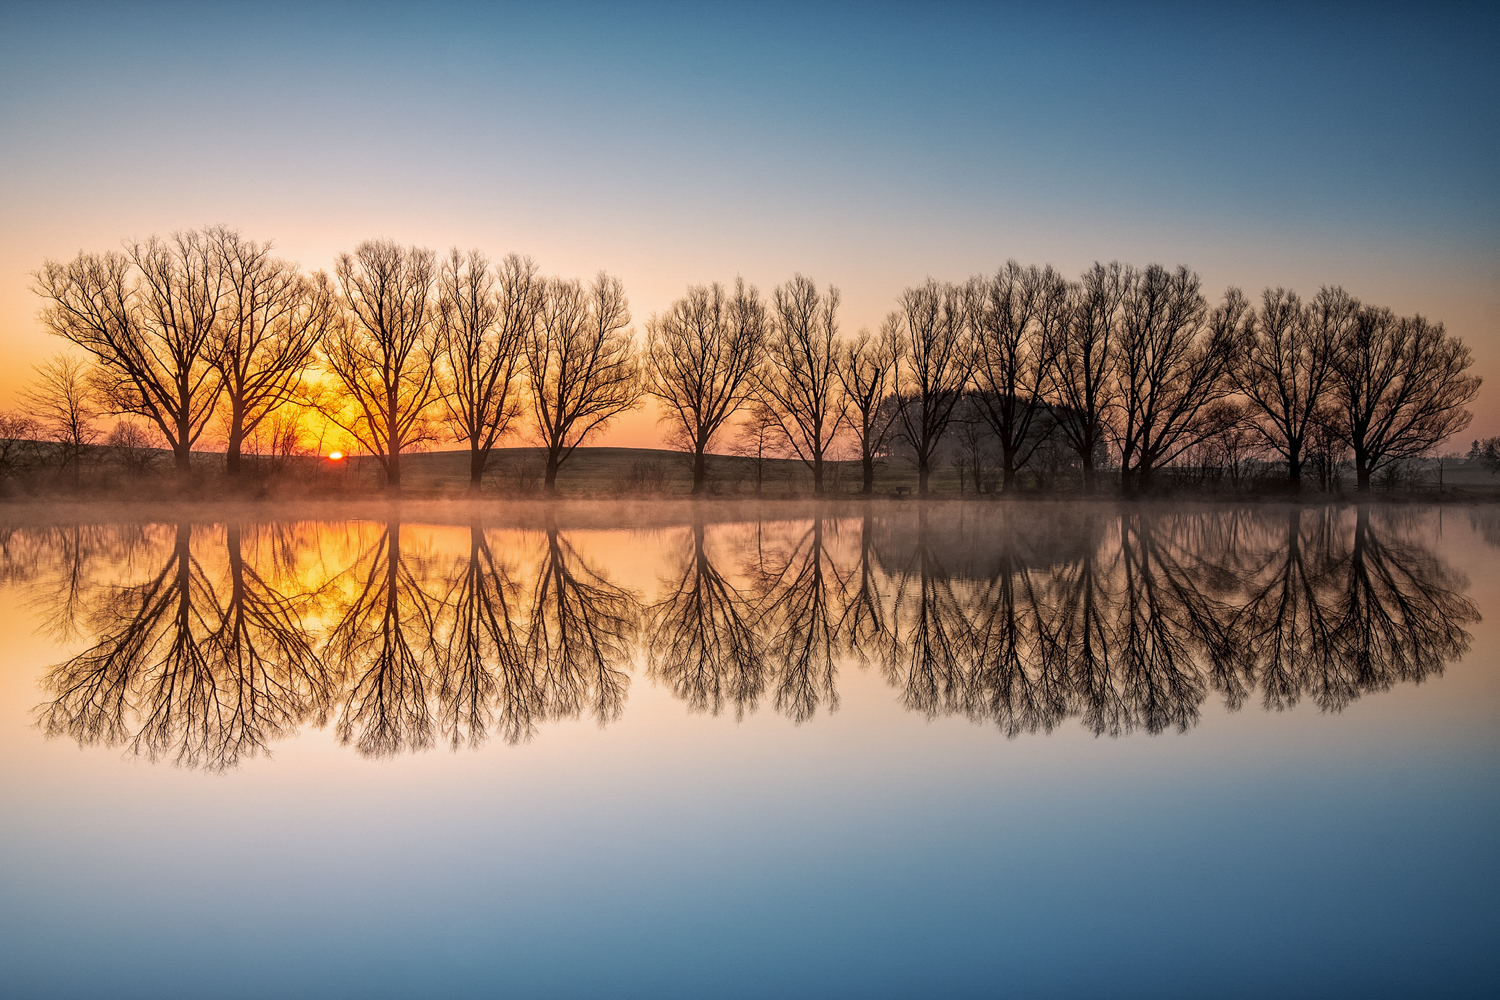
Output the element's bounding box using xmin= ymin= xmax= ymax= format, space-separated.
xmin=210 ymin=228 xmax=335 ymax=476
xmin=33 ymin=232 xmax=225 ymax=475
xmin=836 ymin=319 xmax=903 ymax=494
xmin=759 ymin=275 xmax=844 ymax=494
xmin=646 ymin=279 xmax=766 ymax=494
xmin=1113 ymin=265 xmax=1245 ymax=492
xmin=1048 ymin=262 xmax=1123 ymax=493
xmin=526 ymin=272 xmax=640 ymax=493
xmin=0 ymin=411 xmax=41 ymax=484
xmin=970 ymin=262 xmax=1068 ymax=491
xmin=1326 ymin=307 xmax=1480 ymax=491
xmin=321 ymin=240 xmax=440 ymax=489
xmin=1470 ymin=436 xmax=1500 ymax=473
xmin=1234 ymin=286 xmax=1355 ymax=491
xmin=731 ymin=400 xmax=781 ymax=495
xmin=894 ymin=280 xmax=973 ymax=495
xmin=22 ymin=352 xmax=99 ymax=481
xmin=435 ymin=251 xmax=538 ymax=491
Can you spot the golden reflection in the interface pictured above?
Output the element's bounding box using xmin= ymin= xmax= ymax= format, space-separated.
xmin=7 ymin=506 xmax=1481 ymax=768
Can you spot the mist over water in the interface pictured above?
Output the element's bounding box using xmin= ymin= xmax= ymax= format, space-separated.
xmin=1 ymin=502 xmax=1497 ymax=998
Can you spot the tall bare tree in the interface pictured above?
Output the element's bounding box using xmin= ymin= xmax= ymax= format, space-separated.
xmin=1047 ymin=262 xmax=1123 ymax=493
xmin=22 ymin=352 xmax=99 ymax=480
xmin=1114 ymin=265 xmax=1244 ymax=492
xmin=526 ymin=272 xmax=640 ymax=493
xmin=646 ymin=279 xmax=766 ymax=494
xmin=1326 ymin=307 xmax=1480 ymax=491
xmin=894 ymin=280 xmax=972 ymax=495
xmin=34 ymin=232 xmax=225 ymax=475
xmin=759 ymin=275 xmax=844 ymax=494
xmin=837 ymin=319 xmax=903 ymax=494
xmin=970 ymin=262 xmax=1068 ymax=492
xmin=1234 ymin=286 xmax=1355 ymax=491
xmin=435 ymin=250 xmax=538 ymax=490
xmin=210 ymin=228 xmax=335 ymax=476
xmin=321 ymin=240 xmax=440 ymax=489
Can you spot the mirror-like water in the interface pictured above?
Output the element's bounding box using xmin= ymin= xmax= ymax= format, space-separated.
xmin=1 ymin=503 xmax=1497 ymax=999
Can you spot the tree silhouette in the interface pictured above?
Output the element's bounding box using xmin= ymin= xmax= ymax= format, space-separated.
xmin=526 ymin=273 xmax=639 ymax=493
xmin=321 ymin=241 xmax=441 ymax=489
xmin=434 ymin=251 xmax=538 ymax=490
xmin=646 ymin=281 xmax=766 ymax=494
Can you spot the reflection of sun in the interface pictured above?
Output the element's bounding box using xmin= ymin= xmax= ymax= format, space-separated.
xmin=328 ymin=451 xmax=343 ymax=461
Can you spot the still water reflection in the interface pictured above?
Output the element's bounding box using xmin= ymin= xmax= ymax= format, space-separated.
xmin=2 ymin=503 xmax=1497 ymax=999
xmin=4 ymin=506 xmax=1479 ymax=771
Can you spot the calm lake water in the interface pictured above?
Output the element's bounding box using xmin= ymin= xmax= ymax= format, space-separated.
xmin=1 ymin=503 xmax=1496 ymax=999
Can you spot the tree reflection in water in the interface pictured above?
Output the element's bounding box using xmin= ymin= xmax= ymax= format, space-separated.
xmin=13 ymin=505 xmax=1480 ymax=768
xmin=647 ymin=518 xmax=764 ymax=719
xmin=34 ymin=522 xmax=331 ymax=770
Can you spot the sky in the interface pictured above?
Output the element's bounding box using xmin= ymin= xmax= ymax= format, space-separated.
xmin=1 ymin=0 xmax=1497 ymax=448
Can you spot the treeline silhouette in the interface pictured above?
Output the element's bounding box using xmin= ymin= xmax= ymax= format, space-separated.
xmin=10 ymin=228 xmax=1481 ymax=496
xmin=4 ymin=506 xmax=1478 ymax=770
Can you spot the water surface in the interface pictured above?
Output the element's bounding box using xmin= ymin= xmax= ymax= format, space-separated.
xmin=2 ymin=503 xmax=1496 ymax=998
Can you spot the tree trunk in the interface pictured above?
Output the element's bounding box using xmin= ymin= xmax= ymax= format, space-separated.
xmin=225 ymin=406 xmax=245 ymax=476
xmin=469 ymin=446 xmax=485 ymax=492
xmin=1081 ymin=455 xmax=1095 ymax=494
xmin=691 ymin=450 xmax=706 ymax=495
xmin=1001 ymin=448 xmax=1018 ymax=493
xmin=544 ymin=449 xmax=560 ymax=493
xmin=812 ymin=455 xmax=823 ymax=495
xmin=862 ymin=453 xmax=874 ymax=494
xmin=917 ymin=456 xmax=930 ymax=496
xmin=227 ymin=437 xmax=242 ymax=476
xmin=1355 ymin=448 xmax=1371 ymax=492
xmin=387 ymin=445 xmax=401 ymax=489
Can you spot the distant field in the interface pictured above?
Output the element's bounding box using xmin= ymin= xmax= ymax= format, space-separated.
xmin=338 ymin=446 xmax=936 ymax=498
xmin=4 ymin=439 xmax=1499 ymax=499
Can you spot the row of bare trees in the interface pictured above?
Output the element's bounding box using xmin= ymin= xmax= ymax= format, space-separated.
xmin=30 ymin=231 xmax=639 ymax=490
xmin=25 ymin=229 xmax=1482 ymax=494
xmin=872 ymin=263 xmax=1481 ymax=494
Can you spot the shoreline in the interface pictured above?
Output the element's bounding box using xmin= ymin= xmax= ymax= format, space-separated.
xmin=1 ymin=491 xmax=1497 ymax=529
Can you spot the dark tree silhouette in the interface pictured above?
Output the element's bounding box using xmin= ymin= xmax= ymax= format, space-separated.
xmin=1047 ymin=263 xmax=1121 ymax=492
xmin=1326 ymin=307 xmax=1480 ymax=491
xmin=34 ymin=233 xmax=225 ymax=475
xmin=435 ymin=251 xmax=539 ymax=490
xmin=321 ymin=240 xmax=441 ymax=489
xmin=760 ymin=275 xmax=845 ymax=494
xmin=646 ymin=280 xmax=766 ymax=494
xmin=1234 ymin=286 xmax=1356 ymax=491
xmin=836 ymin=320 xmax=902 ymax=494
xmin=210 ymin=228 xmax=335 ymax=475
xmin=21 ymin=352 xmax=100 ymax=483
xmin=1114 ymin=266 xmax=1246 ymax=492
xmin=970 ymin=262 xmax=1068 ymax=491
xmin=894 ymin=281 xmax=972 ymax=495
xmin=526 ymin=273 xmax=639 ymax=493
